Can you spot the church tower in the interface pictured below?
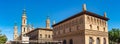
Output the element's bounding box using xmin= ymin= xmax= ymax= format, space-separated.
xmin=21 ymin=9 xmax=27 ymax=36
xmin=13 ymin=23 xmax=18 ymax=40
xmin=46 ymin=16 xmax=50 ymax=29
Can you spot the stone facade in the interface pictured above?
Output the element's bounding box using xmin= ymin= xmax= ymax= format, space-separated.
xmin=26 ymin=28 xmax=53 ymax=41
xmin=52 ymin=4 xmax=109 ymax=44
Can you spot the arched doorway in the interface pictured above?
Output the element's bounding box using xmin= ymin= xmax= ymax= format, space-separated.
xmin=89 ymin=37 xmax=93 ymax=44
xmin=96 ymin=38 xmax=100 ymax=44
xmin=69 ymin=39 xmax=73 ymax=44
xmin=103 ymin=38 xmax=106 ymax=44
xmin=63 ymin=40 xmax=66 ymax=44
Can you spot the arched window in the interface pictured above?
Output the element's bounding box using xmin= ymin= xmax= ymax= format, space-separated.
xmin=102 ymin=20 xmax=104 ymax=26
xmin=97 ymin=19 xmax=99 ymax=25
xmin=105 ymin=22 xmax=106 ymax=26
xmin=101 ymin=20 xmax=102 ymax=25
xmin=103 ymin=27 xmax=105 ymax=32
xmin=79 ymin=17 xmax=81 ymax=24
xmin=77 ymin=19 xmax=79 ymax=25
xmin=58 ymin=30 xmax=60 ymax=34
xmin=94 ymin=18 xmax=96 ymax=24
xmin=89 ymin=37 xmax=93 ymax=44
xmin=69 ymin=28 xmax=71 ymax=32
xmin=45 ymin=34 xmax=47 ymax=38
xmin=24 ymin=28 xmax=25 ymax=32
xmin=103 ymin=38 xmax=106 ymax=44
xmin=99 ymin=20 xmax=101 ymax=25
xmin=48 ymin=35 xmax=51 ymax=38
xmin=63 ymin=40 xmax=66 ymax=44
xmin=90 ymin=25 xmax=92 ymax=29
xmin=69 ymin=39 xmax=73 ymax=44
xmin=24 ymin=19 xmax=26 ymax=24
xmin=77 ymin=25 xmax=79 ymax=30
xmin=40 ymin=34 xmax=42 ymax=38
xmin=91 ymin=17 xmax=93 ymax=23
xmin=63 ymin=29 xmax=65 ymax=33
xmin=93 ymin=17 xmax=94 ymax=23
xmin=75 ymin=19 xmax=78 ymax=25
xmin=73 ymin=19 xmax=76 ymax=25
xmin=72 ymin=20 xmax=74 ymax=26
xmin=97 ymin=26 xmax=99 ymax=30
xmin=96 ymin=38 xmax=100 ymax=44
xmin=87 ymin=16 xmax=90 ymax=22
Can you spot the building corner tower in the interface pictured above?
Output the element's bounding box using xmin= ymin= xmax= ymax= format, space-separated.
xmin=13 ymin=23 xmax=18 ymax=40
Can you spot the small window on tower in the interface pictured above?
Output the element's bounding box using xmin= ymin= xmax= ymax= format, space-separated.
xmin=24 ymin=28 xmax=25 ymax=32
xmin=24 ymin=20 xmax=25 ymax=24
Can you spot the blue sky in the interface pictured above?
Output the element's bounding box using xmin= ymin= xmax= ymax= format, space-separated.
xmin=0 ymin=0 xmax=120 ymax=41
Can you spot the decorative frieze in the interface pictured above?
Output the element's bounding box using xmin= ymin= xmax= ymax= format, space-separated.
xmin=54 ymin=30 xmax=84 ymax=38
xmin=85 ymin=29 xmax=108 ymax=37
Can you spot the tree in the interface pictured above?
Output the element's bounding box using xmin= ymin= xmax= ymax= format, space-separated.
xmin=0 ymin=30 xmax=7 ymax=44
xmin=109 ymin=28 xmax=120 ymax=44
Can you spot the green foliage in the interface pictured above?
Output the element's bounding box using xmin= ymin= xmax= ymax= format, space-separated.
xmin=109 ymin=28 xmax=120 ymax=44
xmin=0 ymin=30 xmax=7 ymax=44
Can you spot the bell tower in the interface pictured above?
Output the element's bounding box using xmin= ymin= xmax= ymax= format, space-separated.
xmin=21 ymin=9 xmax=27 ymax=36
xmin=13 ymin=23 xmax=18 ymax=40
xmin=46 ymin=16 xmax=50 ymax=29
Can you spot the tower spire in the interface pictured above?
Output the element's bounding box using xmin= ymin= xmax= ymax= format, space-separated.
xmin=46 ymin=16 xmax=50 ymax=29
xmin=104 ymin=12 xmax=107 ymax=17
xmin=23 ymin=8 xmax=26 ymax=16
xmin=83 ymin=4 xmax=87 ymax=11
